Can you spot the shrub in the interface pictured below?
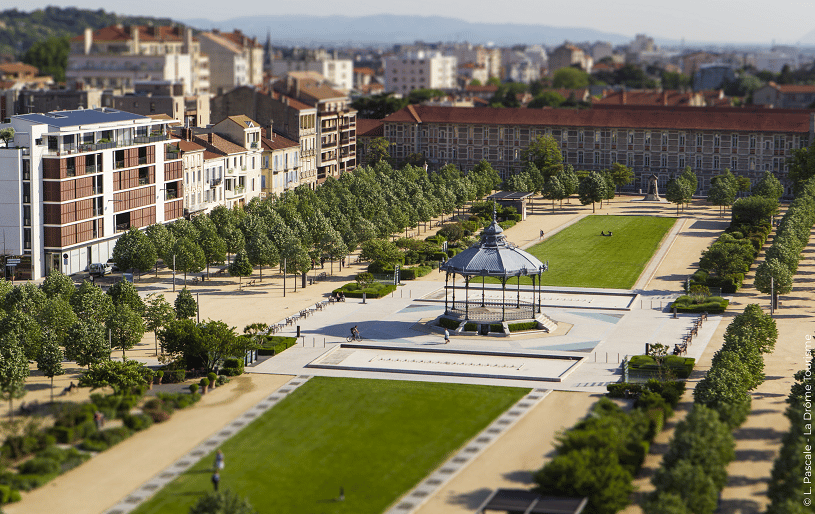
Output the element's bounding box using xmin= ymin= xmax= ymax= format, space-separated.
xmin=78 ymin=426 xmax=132 ymax=452
xmin=628 ymin=355 xmax=695 ymax=379
xmin=216 ymin=375 xmax=229 ymax=386
xmin=1 ymin=433 xmax=53 ymax=460
xmin=147 ymin=409 xmax=171 ymax=423
xmin=207 ymin=372 xmax=217 ymax=384
xmin=508 ymin=321 xmax=539 ymax=332
xmin=199 ymin=378 xmax=210 ymax=389
xmin=189 ymin=383 xmax=199 ymax=394
xmin=431 ymin=251 xmax=448 ymax=262
xmin=0 ymin=484 xmax=20 ymax=503
xmin=257 ymin=336 xmax=297 ymax=356
xmin=437 ymin=317 xmax=460 ymax=330
xmin=222 ymin=358 xmax=244 ymax=376
xmin=332 ymin=282 xmax=397 ymax=299
xmin=161 ymin=369 xmax=186 ymax=384
xmin=463 ymin=322 xmax=477 ymax=331
xmin=0 ymin=472 xmax=53 ymax=491
xmin=122 ymin=413 xmax=154 ymax=431
xmin=490 ymin=323 xmax=504 ymax=332
xmin=671 ymin=295 xmax=729 ymax=314
xmin=17 ymin=457 xmax=60 ymax=476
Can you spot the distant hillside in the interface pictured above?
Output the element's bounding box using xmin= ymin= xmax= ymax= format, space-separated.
xmin=183 ymin=14 xmax=633 ymax=47
xmin=0 ymin=6 xmax=182 ymax=58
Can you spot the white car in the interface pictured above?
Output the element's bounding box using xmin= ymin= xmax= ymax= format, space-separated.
xmin=88 ymin=262 xmax=113 ymax=276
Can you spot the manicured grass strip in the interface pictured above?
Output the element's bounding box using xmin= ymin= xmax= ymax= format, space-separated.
xmin=132 ymin=377 xmax=529 ymax=514
xmin=501 ymin=215 xmax=674 ymax=289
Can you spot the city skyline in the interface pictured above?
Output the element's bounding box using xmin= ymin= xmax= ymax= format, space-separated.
xmin=5 ymin=0 xmax=815 ymax=45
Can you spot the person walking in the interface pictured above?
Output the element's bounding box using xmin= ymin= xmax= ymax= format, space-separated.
xmin=444 ymin=328 xmax=450 ymax=344
xmin=214 ymin=449 xmax=224 ymax=471
xmin=211 ymin=471 xmax=220 ymax=491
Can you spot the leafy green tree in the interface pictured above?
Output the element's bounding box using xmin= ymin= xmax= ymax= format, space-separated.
xmin=40 ymin=269 xmax=75 ymax=302
xmin=188 ymin=488 xmax=258 ymax=514
xmin=107 ymin=279 xmax=145 ymax=316
xmin=174 ymin=288 xmax=198 ymax=319
xmin=245 ymin=232 xmax=278 ymax=281
xmin=731 ymin=196 xmax=779 ymax=226
xmin=0 ymin=128 xmax=14 ymax=147
xmin=144 ymin=293 xmax=176 ymax=356
xmin=652 ymin=461 xmax=718 ymax=514
xmin=159 ymin=319 xmax=254 ymax=373
xmin=787 ymin=140 xmax=815 ymax=191
xmin=64 ymin=320 xmax=109 ymax=369
xmin=542 ymin=175 xmax=566 ymax=211
xmin=552 ymin=67 xmax=590 ymax=89
xmin=1 ymin=310 xmax=43 ymax=360
xmin=751 ymin=170 xmax=784 ymax=200
xmin=528 ymin=91 xmax=565 ymax=108
xmin=707 ymin=170 xmax=738 ymax=216
xmin=37 ymin=333 xmax=64 ymax=403
xmin=642 ymin=491 xmax=690 ymax=514
xmin=222 ymin=224 xmax=246 ymax=264
xmin=145 ymin=223 xmax=175 ymax=266
xmin=698 ymin=237 xmax=753 ymax=277
xmin=502 ymin=171 xmax=531 ymax=192
xmin=172 ymin=237 xmax=206 ymax=283
xmin=199 ymin=229 xmax=227 ymax=277
xmin=112 ymin=227 xmax=157 ymax=274
xmin=366 ymin=136 xmax=391 ymax=165
xmin=609 ymin=162 xmax=634 ymax=193
xmin=577 ymin=171 xmax=607 ymax=212
xmin=22 ymin=36 xmax=70 ymax=82
xmin=360 ymin=239 xmax=401 ymax=264
xmin=70 ymin=280 xmax=114 ymax=324
xmin=522 ymin=136 xmax=564 ymax=178
xmin=754 ymin=258 xmax=793 ymax=309
xmin=4 ymin=282 xmax=46 ymax=316
xmin=561 ymin=166 xmax=579 ymax=201
xmin=693 ymin=351 xmax=753 ymax=427
xmin=37 ymin=297 xmax=78 ymax=346
xmin=106 ymin=304 xmax=145 ymax=359
xmin=665 ymin=177 xmax=693 ymax=215
xmin=534 ymin=446 xmax=632 ymax=514
xmin=351 ymin=92 xmax=409 ymax=119
xmin=79 ymin=359 xmax=152 ymax=395
xmin=0 ymin=331 xmax=29 ymax=420
xmin=724 ymin=303 xmax=777 ymax=354
xmin=320 ymin=227 xmax=348 ymax=274
xmin=661 ymin=71 xmax=691 ymax=89
xmin=229 ymin=250 xmax=253 ymax=288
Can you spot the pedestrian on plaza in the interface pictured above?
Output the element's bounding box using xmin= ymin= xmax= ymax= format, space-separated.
xmin=444 ymin=328 xmax=450 ymax=344
xmin=540 ymin=229 xmax=544 ymax=239
xmin=214 ymin=449 xmax=224 ymax=471
xmin=211 ymin=471 xmax=220 ymax=491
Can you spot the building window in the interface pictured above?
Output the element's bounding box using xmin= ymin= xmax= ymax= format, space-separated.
xmin=731 ymin=157 xmax=737 ymax=169
xmin=750 ymin=157 xmax=756 ymax=170
xmin=714 ymin=134 xmax=720 ymax=148
xmin=750 ymin=135 xmax=756 ymax=149
xmin=731 ymin=134 xmax=738 ymax=147
xmin=577 ymin=151 xmax=584 ymax=164
xmin=644 ymin=154 xmax=651 ymax=167
xmin=696 ymin=155 xmax=702 ymax=168
xmin=594 ymin=152 xmax=600 ymax=165
xmin=713 ymin=156 xmax=720 ymax=169
xmin=627 ymin=153 xmax=634 ymax=166
xmin=679 ymin=133 xmax=686 ymax=146
xmin=696 ymin=133 xmax=703 ymax=146
xmin=660 ymin=154 xmax=667 ymax=168
xmin=678 ymin=155 xmax=685 ymax=168
xmin=611 ymin=131 xmax=617 ymax=144
xmin=578 ymin=130 xmax=584 ymax=143
xmin=645 ymin=132 xmax=651 ymax=145
xmin=661 ymin=132 xmax=668 ymax=146
xmin=627 ymin=131 xmax=634 ymax=145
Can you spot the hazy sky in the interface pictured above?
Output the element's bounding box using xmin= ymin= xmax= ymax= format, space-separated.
xmin=8 ymin=0 xmax=815 ymax=44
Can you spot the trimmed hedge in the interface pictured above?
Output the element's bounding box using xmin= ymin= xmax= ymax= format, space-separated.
xmin=507 ymin=321 xmax=538 ymax=332
xmin=333 ymin=282 xmax=397 ymax=299
xmin=222 ymin=358 xmax=244 ymax=376
xmin=607 ymin=380 xmax=686 ymax=409
xmin=628 ymin=355 xmax=695 ymax=379
xmin=400 ymin=265 xmax=432 ymax=280
xmin=463 ymin=322 xmax=477 ymax=331
xmin=257 ymin=336 xmax=298 ymax=356
xmin=160 ymin=368 xmax=186 ymax=384
xmin=672 ymin=295 xmax=729 ymax=314
xmin=437 ymin=317 xmax=460 ymax=330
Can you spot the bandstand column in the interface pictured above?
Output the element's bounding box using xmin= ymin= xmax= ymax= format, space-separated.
xmin=501 ymin=276 xmax=507 ymax=321
xmin=452 ymin=273 xmax=456 ymax=311
xmin=516 ymin=275 xmax=521 ymax=309
xmin=465 ymin=276 xmax=470 ymax=320
xmin=444 ymin=272 xmax=449 ymax=314
xmin=481 ymin=274 xmax=486 ymax=307
xmin=537 ymin=272 xmax=542 ymax=313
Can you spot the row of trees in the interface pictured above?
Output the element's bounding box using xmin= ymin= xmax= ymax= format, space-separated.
xmin=113 ymin=160 xmax=503 ymax=287
xmin=645 ymin=304 xmax=777 ymax=513
xmin=754 ymin=175 xmax=815 ymax=307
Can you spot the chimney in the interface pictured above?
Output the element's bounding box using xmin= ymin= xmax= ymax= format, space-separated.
xmin=84 ymin=28 xmax=93 ymax=55
xmin=269 ymin=120 xmax=274 ymax=140
xmin=662 ymin=91 xmax=668 ymax=106
xmin=621 ymin=91 xmax=626 ymax=104
xmin=184 ymin=27 xmax=193 ymax=54
xmin=130 ymin=26 xmax=140 ymax=55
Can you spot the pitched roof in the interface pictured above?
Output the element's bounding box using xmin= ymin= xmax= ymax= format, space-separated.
xmin=270 ymin=90 xmax=315 ymax=111
xmin=192 ymin=132 xmax=246 ymax=155
xmin=768 ymin=81 xmax=815 ymax=94
xmin=178 ymin=140 xmax=205 ymax=152
xmin=465 ymin=84 xmax=499 ymax=93
xmin=356 ymin=118 xmax=384 ymax=137
xmin=354 ymin=67 xmax=376 ymax=76
xmin=594 ymin=90 xmax=697 ymax=107
xmin=225 ymin=114 xmax=259 ymax=128
xmin=217 ymin=30 xmax=262 ymax=49
xmin=260 ymin=131 xmax=299 ymax=151
xmin=72 ymin=25 xmax=186 ymax=43
xmin=382 ymin=104 xmax=812 ymax=133
xmin=0 ymin=62 xmax=38 ymax=75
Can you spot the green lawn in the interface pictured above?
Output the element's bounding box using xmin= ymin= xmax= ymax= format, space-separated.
xmin=489 ymin=215 xmax=675 ymax=289
xmin=132 ymin=377 xmax=528 ymax=514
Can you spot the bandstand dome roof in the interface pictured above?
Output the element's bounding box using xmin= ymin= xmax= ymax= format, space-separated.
xmin=440 ymin=216 xmax=547 ymax=278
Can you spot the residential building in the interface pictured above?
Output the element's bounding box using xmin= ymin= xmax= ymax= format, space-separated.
xmin=272 ymin=49 xmax=353 ymax=92
xmin=754 ymin=81 xmax=815 ymax=109
xmin=0 ymin=108 xmax=183 ymax=279
xmin=548 ymin=44 xmax=592 ymax=74
xmin=176 ymin=138 xmax=210 ymax=217
xmin=260 ymin=129 xmax=300 ymax=197
xmin=111 ymin=81 xmax=210 ymax=127
xmin=383 ymin=51 xmax=457 ymax=94
xmin=273 ymin=75 xmax=357 ymax=182
xmin=67 ymin=25 xmax=209 ymax=95
xmin=458 ymin=62 xmax=489 ymax=85
xmin=210 ymin=86 xmax=318 ymax=188
xmin=444 ymin=44 xmax=501 ymax=79
xmin=356 ymin=118 xmax=384 ymax=167
xmin=590 ymin=42 xmax=614 ymax=62
xmin=198 ymin=30 xmax=264 ymax=94
xmin=380 ymin=104 xmax=810 ymax=197
xmin=595 ymin=90 xmax=706 ymax=107
xmin=755 ymin=49 xmax=800 ymax=73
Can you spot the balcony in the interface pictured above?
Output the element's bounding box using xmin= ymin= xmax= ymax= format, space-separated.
xmin=210 ymin=177 xmax=222 ymax=187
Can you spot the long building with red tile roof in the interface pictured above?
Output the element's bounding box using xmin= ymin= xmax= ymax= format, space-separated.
xmin=381 ymin=105 xmax=812 ymax=195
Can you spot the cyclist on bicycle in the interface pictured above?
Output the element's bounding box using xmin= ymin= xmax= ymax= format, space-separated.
xmin=350 ymin=325 xmax=360 ymax=341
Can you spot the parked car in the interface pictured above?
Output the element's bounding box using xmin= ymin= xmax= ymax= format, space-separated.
xmin=106 ymin=259 xmax=119 ymax=271
xmin=88 ymin=262 xmax=113 ymax=276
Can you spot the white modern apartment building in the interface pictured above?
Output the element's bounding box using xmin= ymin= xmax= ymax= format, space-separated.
xmin=67 ymin=25 xmax=210 ymax=95
xmin=0 ymin=108 xmax=183 ymax=279
xmin=384 ymin=51 xmax=457 ymax=94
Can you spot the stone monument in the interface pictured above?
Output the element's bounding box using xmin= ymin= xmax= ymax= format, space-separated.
xmin=643 ymin=174 xmax=661 ymax=201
